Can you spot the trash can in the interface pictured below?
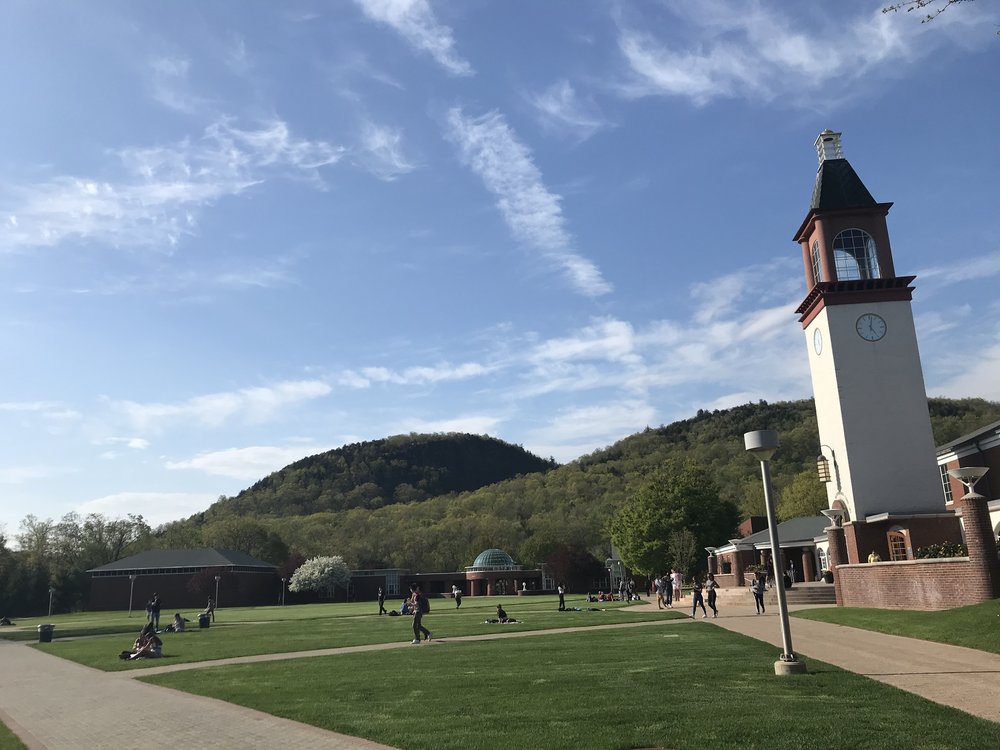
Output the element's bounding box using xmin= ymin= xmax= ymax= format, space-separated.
xmin=198 ymin=613 xmax=210 ymax=629
xmin=37 ymin=624 xmax=55 ymax=643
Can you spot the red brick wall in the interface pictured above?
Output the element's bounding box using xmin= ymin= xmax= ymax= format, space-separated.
xmin=837 ymin=557 xmax=991 ymax=610
xmin=844 ymin=516 xmax=962 ymax=563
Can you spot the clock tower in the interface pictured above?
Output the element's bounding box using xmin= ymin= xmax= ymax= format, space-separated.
xmin=794 ymin=131 xmax=944 ymax=531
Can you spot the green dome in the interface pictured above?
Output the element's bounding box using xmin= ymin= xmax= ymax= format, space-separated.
xmin=466 ymin=548 xmax=519 ymax=572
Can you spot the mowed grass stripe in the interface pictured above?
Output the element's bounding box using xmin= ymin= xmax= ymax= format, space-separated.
xmin=143 ymin=625 xmax=1000 ymax=750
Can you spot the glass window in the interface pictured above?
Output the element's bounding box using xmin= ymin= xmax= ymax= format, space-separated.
xmin=887 ymin=531 xmax=908 ymax=561
xmin=833 ymin=229 xmax=880 ymax=280
xmin=817 ymin=547 xmax=828 ymax=571
xmin=939 ymin=464 xmax=954 ymax=504
xmin=810 ymin=240 xmax=823 ymax=283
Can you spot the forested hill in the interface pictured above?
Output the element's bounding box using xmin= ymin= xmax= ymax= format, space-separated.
xmin=202 ymin=433 xmax=557 ymax=519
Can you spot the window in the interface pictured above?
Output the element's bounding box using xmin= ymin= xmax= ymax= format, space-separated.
xmin=817 ymin=547 xmax=828 ymax=572
xmin=940 ymin=464 xmax=954 ymax=504
xmin=810 ymin=240 xmax=823 ymax=284
xmin=887 ymin=530 xmax=908 ymax=561
xmin=833 ymin=229 xmax=880 ymax=280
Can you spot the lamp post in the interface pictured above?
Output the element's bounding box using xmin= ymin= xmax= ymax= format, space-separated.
xmin=948 ymin=466 xmax=989 ymax=497
xmin=214 ymin=575 xmax=221 ymax=610
xmin=48 ymin=586 xmax=55 ymax=617
xmin=280 ymin=577 xmax=287 ymax=606
xmin=128 ymin=574 xmax=137 ymax=617
xmin=744 ymin=429 xmax=807 ymax=675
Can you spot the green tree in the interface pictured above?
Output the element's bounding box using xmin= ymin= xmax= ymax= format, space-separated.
xmin=610 ymin=464 xmax=739 ymax=576
xmin=777 ymin=470 xmax=827 ymax=521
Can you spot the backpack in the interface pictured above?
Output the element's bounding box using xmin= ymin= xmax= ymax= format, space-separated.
xmin=419 ymin=594 xmax=430 ymax=614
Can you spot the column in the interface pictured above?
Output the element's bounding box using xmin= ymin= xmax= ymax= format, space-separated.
xmin=826 ymin=525 xmax=849 ymax=606
xmin=961 ymin=493 xmax=1000 ymax=599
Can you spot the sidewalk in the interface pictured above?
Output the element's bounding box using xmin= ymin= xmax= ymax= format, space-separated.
xmin=0 ymin=638 xmax=396 ymax=750
xmin=668 ymin=597 xmax=1000 ymax=724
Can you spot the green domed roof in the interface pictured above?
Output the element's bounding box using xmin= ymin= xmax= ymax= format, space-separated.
xmin=466 ymin=548 xmax=519 ymax=572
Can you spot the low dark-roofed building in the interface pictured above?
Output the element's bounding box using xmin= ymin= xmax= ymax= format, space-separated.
xmin=88 ymin=548 xmax=279 ymax=611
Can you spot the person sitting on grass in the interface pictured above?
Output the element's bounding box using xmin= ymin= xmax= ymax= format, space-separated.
xmin=496 ymin=604 xmax=518 ymax=623
xmin=164 ymin=613 xmax=188 ymax=632
xmin=121 ymin=623 xmax=162 ymax=660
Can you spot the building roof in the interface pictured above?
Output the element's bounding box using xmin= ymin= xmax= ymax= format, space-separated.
xmin=737 ymin=516 xmax=829 ymax=548
xmin=811 ymin=158 xmax=878 ymax=210
xmin=936 ymin=418 xmax=1000 ymax=455
xmin=88 ymin=548 xmax=276 ymax=573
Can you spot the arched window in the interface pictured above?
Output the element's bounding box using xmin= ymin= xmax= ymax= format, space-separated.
xmin=833 ymin=229 xmax=880 ymax=281
xmin=887 ymin=529 xmax=908 ymax=561
xmin=817 ymin=547 xmax=828 ymax=572
xmin=810 ymin=240 xmax=823 ymax=284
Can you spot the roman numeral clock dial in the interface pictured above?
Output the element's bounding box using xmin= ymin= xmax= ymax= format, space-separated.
xmin=856 ymin=313 xmax=887 ymax=342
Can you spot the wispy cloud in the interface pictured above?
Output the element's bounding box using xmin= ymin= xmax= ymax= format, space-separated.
xmin=395 ymin=415 xmax=504 ymax=435
xmin=166 ymin=444 xmax=327 ymax=480
xmin=527 ymin=80 xmax=612 ymax=142
xmin=615 ymin=2 xmax=928 ymax=106
xmin=148 ymin=56 xmax=208 ymax=114
xmin=354 ymin=121 xmax=417 ymax=180
xmin=113 ymin=379 xmax=332 ymax=433
xmin=445 ymin=108 xmax=612 ymax=297
xmin=1 ymin=118 xmax=344 ymax=252
xmin=341 ymin=361 xmax=492 ymax=388
xmin=354 ymin=0 xmax=473 ymax=76
xmin=76 ymin=491 xmax=216 ymax=527
xmin=917 ymin=250 xmax=1000 ymax=287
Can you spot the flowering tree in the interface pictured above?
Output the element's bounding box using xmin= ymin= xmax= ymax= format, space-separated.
xmin=288 ymin=555 xmax=351 ymax=600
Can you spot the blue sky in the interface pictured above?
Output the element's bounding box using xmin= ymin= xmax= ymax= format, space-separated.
xmin=2 ymin=1 xmax=998 ymax=536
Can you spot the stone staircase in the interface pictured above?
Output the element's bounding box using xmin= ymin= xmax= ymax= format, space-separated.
xmin=763 ymin=581 xmax=837 ymax=605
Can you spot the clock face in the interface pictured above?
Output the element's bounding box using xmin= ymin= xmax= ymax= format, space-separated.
xmin=813 ymin=328 xmax=823 ymax=354
xmin=856 ymin=313 xmax=887 ymax=341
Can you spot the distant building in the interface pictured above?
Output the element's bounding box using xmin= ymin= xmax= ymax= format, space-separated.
xmin=88 ymin=548 xmax=278 ymax=611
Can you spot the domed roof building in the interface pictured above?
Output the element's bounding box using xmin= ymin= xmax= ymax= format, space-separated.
xmin=465 ymin=548 xmax=520 ymax=572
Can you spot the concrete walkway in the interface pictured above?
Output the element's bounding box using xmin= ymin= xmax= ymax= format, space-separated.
xmin=654 ymin=595 xmax=1000 ymax=724
xmin=4 ymin=601 xmax=999 ymax=748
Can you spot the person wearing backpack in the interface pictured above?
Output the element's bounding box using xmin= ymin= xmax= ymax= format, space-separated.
xmin=408 ymin=582 xmax=432 ymax=644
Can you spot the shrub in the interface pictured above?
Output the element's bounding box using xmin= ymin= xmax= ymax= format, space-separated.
xmin=915 ymin=542 xmax=967 ymax=559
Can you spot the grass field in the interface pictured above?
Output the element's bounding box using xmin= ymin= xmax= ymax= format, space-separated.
xmin=144 ymin=622 xmax=1000 ymax=750
xmin=0 ymin=720 xmax=27 ymax=750
xmin=793 ymin=599 xmax=1000 ymax=654
xmin=14 ymin=596 xmax=680 ymax=671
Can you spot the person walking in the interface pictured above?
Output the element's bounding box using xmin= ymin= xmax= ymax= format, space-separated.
xmin=557 ymin=583 xmax=566 ymax=611
xmin=452 ymin=584 xmax=463 ymax=608
xmin=654 ymin=575 xmax=665 ymax=609
xmin=377 ymin=587 xmax=387 ymax=615
xmin=750 ymin=572 xmax=766 ymax=614
xmin=690 ymin=577 xmax=708 ymax=619
xmin=671 ymin=569 xmax=684 ymax=603
xmin=705 ymin=573 xmax=719 ymax=618
xmin=408 ymin=583 xmax=432 ymax=644
xmin=663 ymin=573 xmax=673 ymax=608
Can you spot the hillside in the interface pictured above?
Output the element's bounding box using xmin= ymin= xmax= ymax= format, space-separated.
xmin=202 ymin=432 xmax=557 ymax=520
xmin=159 ymin=397 xmax=1000 ymax=574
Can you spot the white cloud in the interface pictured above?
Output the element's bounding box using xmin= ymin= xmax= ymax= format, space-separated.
xmin=148 ymin=56 xmax=207 ymax=114
xmin=354 ymin=121 xmax=417 ymax=180
xmin=614 ymin=2 xmax=942 ymax=106
xmin=166 ymin=445 xmax=327 ymax=480
xmin=0 ymin=465 xmax=56 ymax=484
xmin=354 ymin=0 xmax=473 ymax=76
xmin=917 ymin=250 xmax=1000 ymax=288
xmin=396 ymin=414 xmax=504 ymax=435
xmin=114 ymin=379 xmax=332 ymax=433
xmin=445 ymin=108 xmax=612 ymax=297
xmin=76 ymin=491 xmax=217 ymax=527
xmin=342 ymin=361 xmax=492 ymax=388
xmin=0 ymin=401 xmax=62 ymax=412
xmin=1 ymin=118 xmax=344 ymax=252
xmin=528 ymin=80 xmax=612 ymax=142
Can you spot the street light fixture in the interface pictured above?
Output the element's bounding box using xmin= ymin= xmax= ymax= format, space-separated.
xmin=214 ymin=575 xmax=221 ymax=610
xmin=948 ymin=467 xmax=989 ymax=497
xmin=280 ymin=577 xmax=287 ymax=606
xmin=128 ymin=574 xmax=137 ymax=617
xmin=48 ymin=586 xmax=56 ymax=617
xmin=745 ymin=429 xmax=807 ymax=676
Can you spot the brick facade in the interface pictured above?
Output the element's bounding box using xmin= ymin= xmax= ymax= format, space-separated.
xmin=835 ymin=557 xmax=989 ymax=610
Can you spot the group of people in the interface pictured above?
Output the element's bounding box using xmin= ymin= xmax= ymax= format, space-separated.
xmin=653 ymin=570 xmax=685 ymax=609
xmin=119 ymin=622 xmax=162 ymax=660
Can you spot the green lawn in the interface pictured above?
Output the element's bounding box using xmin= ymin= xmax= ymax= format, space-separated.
xmin=793 ymin=599 xmax=1000 ymax=654
xmin=145 ymin=624 xmax=1000 ymax=750
xmin=22 ymin=596 xmax=678 ymax=671
xmin=0 ymin=720 xmax=27 ymax=750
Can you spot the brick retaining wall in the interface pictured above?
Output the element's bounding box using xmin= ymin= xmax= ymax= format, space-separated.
xmin=837 ymin=557 xmax=990 ymax=610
